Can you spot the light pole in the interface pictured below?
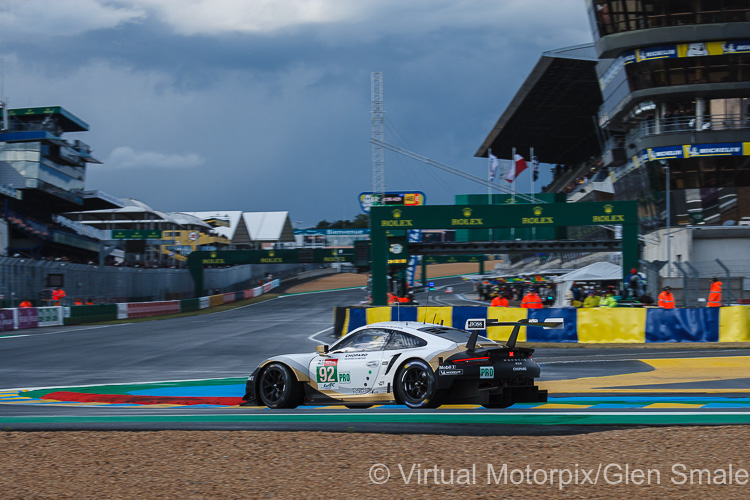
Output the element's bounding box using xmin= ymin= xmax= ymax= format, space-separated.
xmin=663 ymin=160 xmax=671 ymax=277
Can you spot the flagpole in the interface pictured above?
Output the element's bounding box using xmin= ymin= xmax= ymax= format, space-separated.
xmin=530 ymin=147 xmax=535 ymax=195
xmin=530 ymin=147 xmax=536 ymax=241
xmin=488 ymin=149 xmax=493 ymax=242
xmin=488 ymin=149 xmax=492 ymax=203
xmin=511 ymin=147 xmax=516 ymax=240
xmin=511 ymin=147 xmax=516 ymax=205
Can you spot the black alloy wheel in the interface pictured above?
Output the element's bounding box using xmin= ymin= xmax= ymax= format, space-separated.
xmin=258 ymin=363 xmax=301 ymax=409
xmin=396 ymin=360 xmax=441 ymax=409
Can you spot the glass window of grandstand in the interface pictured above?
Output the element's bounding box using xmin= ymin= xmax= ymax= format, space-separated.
xmin=643 ymin=159 xmax=746 ymax=227
xmin=626 ymin=53 xmax=750 ymax=91
xmin=710 ymin=97 xmax=747 ymax=130
xmin=0 ymin=142 xmax=42 ymax=162
xmin=666 ymin=157 xmax=748 ymax=190
xmin=629 ymin=97 xmax=749 ymax=142
xmin=593 ymin=1 xmax=750 ymax=36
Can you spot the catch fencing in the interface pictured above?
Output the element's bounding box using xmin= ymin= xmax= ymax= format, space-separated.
xmin=0 ymin=279 xmax=281 ymax=332
xmin=665 ymin=258 xmax=750 ymax=307
xmin=0 ymin=257 xmax=314 ymax=307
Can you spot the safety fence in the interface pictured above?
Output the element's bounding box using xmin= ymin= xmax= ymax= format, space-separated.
xmin=0 ymin=307 xmax=64 ymax=331
xmin=0 ymin=257 xmax=310 ymax=307
xmin=334 ymin=305 xmax=750 ymax=343
xmin=0 ymin=280 xmax=280 ymax=331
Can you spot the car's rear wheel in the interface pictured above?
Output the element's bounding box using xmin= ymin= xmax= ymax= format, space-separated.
xmin=258 ymin=363 xmax=302 ymax=409
xmin=396 ymin=360 xmax=441 ymax=409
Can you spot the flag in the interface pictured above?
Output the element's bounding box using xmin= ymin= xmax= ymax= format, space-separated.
xmin=505 ymin=154 xmax=528 ymax=183
xmin=488 ymin=153 xmax=499 ymax=182
xmin=531 ymin=154 xmax=539 ymax=182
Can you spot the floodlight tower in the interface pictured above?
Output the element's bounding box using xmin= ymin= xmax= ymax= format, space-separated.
xmin=371 ymin=72 xmax=385 ymax=200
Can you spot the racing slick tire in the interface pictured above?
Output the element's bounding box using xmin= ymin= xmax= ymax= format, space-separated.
xmin=258 ymin=363 xmax=302 ymax=409
xmin=396 ymin=360 xmax=442 ymax=409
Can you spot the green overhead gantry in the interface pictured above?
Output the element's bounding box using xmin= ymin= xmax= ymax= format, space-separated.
xmin=369 ymin=201 xmax=639 ymax=306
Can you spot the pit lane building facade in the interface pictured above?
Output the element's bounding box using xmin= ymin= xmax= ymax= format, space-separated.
xmin=477 ymin=1 xmax=750 ymax=293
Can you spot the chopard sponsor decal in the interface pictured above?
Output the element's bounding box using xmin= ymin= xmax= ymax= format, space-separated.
xmin=345 ymin=353 xmax=367 ymax=358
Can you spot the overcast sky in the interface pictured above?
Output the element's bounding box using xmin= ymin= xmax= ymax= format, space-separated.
xmin=0 ymin=0 xmax=592 ymax=227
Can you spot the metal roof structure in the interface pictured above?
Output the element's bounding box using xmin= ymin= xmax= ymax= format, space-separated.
xmin=475 ymin=44 xmax=603 ymax=165
xmin=64 ymin=199 xmax=214 ymax=231
xmin=181 ymin=211 xmax=295 ymax=245
xmin=7 ymin=106 xmax=89 ymax=132
xmin=242 ymin=211 xmax=295 ymax=242
xmin=181 ymin=211 xmax=246 ymax=243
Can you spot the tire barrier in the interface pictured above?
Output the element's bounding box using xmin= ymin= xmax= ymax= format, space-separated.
xmin=0 ymin=280 xmax=281 ymax=331
xmin=334 ymin=305 xmax=750 ymax=343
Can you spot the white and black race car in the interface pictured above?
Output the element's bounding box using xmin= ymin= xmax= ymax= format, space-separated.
xmin=241 ymin=318 xmax=562 ymax=409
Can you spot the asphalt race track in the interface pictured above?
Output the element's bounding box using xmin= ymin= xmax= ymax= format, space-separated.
xmin=1 ymin=276 xmax=749 ymax=433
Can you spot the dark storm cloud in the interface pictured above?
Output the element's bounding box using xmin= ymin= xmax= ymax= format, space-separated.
xmin=0 ymin=0 xmax=592 ymax=225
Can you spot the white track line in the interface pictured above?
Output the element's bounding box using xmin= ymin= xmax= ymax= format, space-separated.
xmin=307 ymin=326 xmax=334 ymax=343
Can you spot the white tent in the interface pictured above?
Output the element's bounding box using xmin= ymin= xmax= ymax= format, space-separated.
xmin=553 ymin=262 xmax=622 ymax=307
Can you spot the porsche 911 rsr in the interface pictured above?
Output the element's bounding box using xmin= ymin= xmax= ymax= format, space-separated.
xmin=241 ymin=318 xmax=561 ymax=409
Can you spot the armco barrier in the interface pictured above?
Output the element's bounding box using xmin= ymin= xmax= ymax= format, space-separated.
xmin=117 ymin=303 xmax=128 ymax=320
xmin=718 ymin=306 xmax=750 ymax=342
xmin=180 ymin=298 xmax=200 ymax=313
xmin=12 ymin=279 xmax=280 ymax=330
xmin=0 ymin=310 xmax=15 ymax=331
xmin=38 ymin=307 xmax=64 ymax=327
xmin=336 ymin=305 xmax=750 ymax=343
xmin=127 ymin=301 xmax=181 ymax=318
xmin=16 ymin=308 xmax=38 ymax=330
xmin=63 ymin=304 xmax=118 ymax=325
xmin=645 ymin=308 xmax=719 ymax=343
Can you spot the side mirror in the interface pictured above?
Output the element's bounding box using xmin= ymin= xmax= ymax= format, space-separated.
xmin=315 ymin=344 xmax=329 ymax=355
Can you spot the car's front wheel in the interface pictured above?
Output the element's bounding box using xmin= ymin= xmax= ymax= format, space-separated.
xmin=258 ymin=363 xmax=302 ymax=409
xmin=396 ymin=360 xmax=441 ymax=409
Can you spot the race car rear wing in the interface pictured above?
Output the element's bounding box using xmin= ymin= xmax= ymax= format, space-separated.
xmin=464 ymin=318 xmax=564 ymax=351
